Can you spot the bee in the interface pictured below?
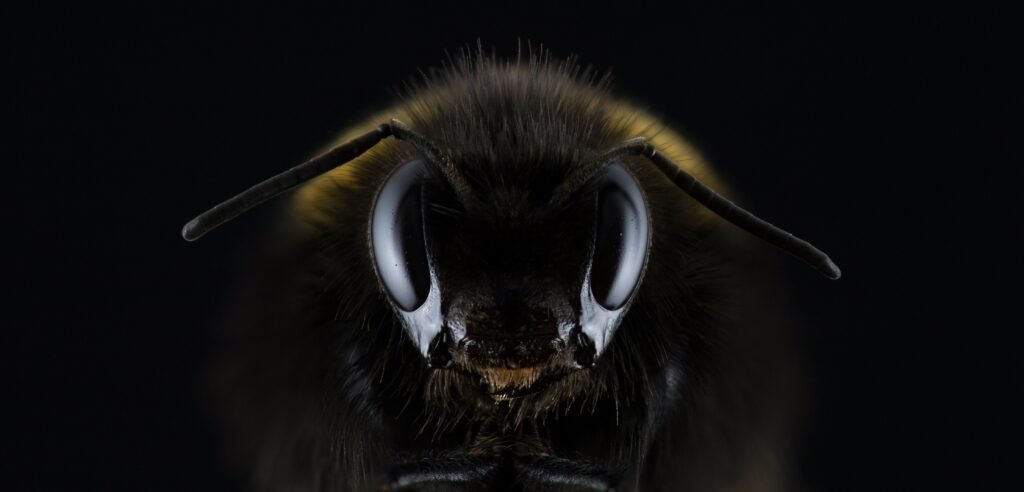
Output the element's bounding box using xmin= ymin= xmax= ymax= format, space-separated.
xmin=183 ymin=49 xmax=839 ymax=491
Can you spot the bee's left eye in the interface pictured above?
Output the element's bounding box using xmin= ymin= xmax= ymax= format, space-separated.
xmin=371 ymin=160 xmax=431 ymax=312
xmin=589 ymin=164 xmax=650 ymax=310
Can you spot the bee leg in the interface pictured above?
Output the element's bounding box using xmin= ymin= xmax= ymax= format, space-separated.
xmin=514 ymin=455 xmax=621 ymax=492
xmin=383 ymin=454 xmax=502 ymax=491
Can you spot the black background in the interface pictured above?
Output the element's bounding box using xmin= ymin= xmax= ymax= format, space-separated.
xmin=8 ymin=2 xmax=1021 ymax=490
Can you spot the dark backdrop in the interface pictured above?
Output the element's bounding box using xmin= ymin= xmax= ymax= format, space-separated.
xmin=8 ymin=2 xmax=1020 ymax=490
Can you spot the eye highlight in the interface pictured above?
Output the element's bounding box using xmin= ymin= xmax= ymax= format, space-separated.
xmin=371 ymin=160 xmax=431 ymax=312
xmin=589 ymin=164 xmax=650 ymax=310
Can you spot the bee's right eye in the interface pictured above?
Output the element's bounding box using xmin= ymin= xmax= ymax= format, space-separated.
xmin=371 ymin=160 xmax=431 ymax=312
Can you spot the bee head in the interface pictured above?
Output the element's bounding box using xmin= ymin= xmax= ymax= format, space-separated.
xmin=370 ymin=152 xmax=651 ymax=399
xmin=184 ymin=115 xmax=837 ymax=400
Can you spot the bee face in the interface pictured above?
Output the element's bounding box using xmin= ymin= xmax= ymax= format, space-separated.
xmin=370 ymin=155 xmax=651 ymax=398
xmin=185 ymin=52 xmax=839 ymax=490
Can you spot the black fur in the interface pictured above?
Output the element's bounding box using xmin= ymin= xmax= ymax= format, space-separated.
xmin=211 ymin=49 xmax=800 ymax=491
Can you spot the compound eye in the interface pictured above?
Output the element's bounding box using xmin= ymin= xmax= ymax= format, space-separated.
xmin=589 ymin=164 xmax=650 ymax=310
xmin=371 ymin=160 xmax=431 ymax=311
